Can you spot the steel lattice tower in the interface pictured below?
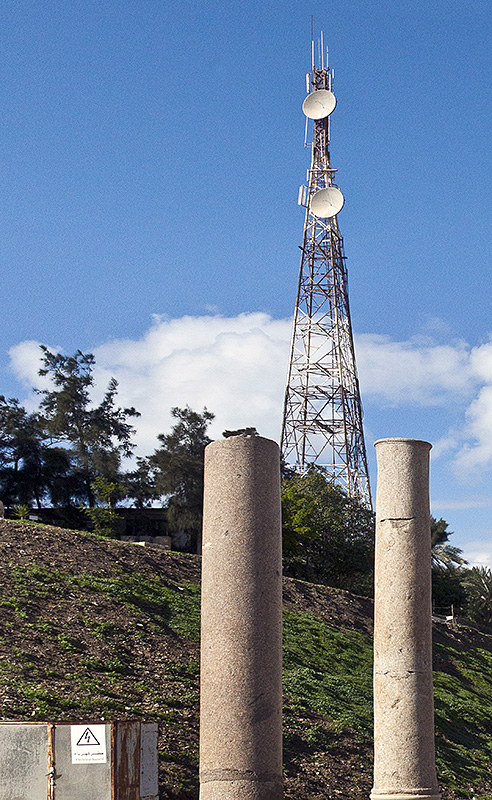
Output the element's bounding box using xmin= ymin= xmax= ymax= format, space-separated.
xmin=281 ymin=42 xmax=371 ymax=507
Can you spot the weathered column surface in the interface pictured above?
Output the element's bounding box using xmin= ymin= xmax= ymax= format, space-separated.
xmin=199 ymin=435 xmax=283 ymax=800
xmin=371 ymin=438 xmax=440 ymax=800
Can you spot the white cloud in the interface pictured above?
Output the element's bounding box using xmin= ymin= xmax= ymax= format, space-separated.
xmin=8 ymin=316 xmax=492 ymax=479
xmin=461 ymin=539 xmax=492 ymax=569
xmin=355 ymin=332 xmax=492 ymax=477
xmin=450 ymin=341 xmax=492 ymax=475
xmin=8 ymin=340 xmax=57 ymax=408
xmin=9 ymin=315 xmax=292 ymax=455
xmin=470 ymin=340 xmax=492 ymax=382
xmin=431 ymin=497 xmax=492 ymax=511
xmin=453 ymin=387 xmax=492 ymax=474
xmin=92 ymin=313 xmax=292 ymax=454
xmin=354 ymin=333 xmax=473 ymax=405
xmin=430 ymin=434 xmax=460 ymax=460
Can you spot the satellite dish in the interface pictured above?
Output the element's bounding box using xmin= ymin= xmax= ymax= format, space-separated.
xmin=302 ymin=89 xmax=337 ymax=120
xmin=310 ymin=186 xmax=345 ymax=218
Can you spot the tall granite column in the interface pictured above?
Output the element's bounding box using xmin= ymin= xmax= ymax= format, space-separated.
xmin=371 ymin=438 xmax=441 ymax=800
xmin=199 ymin=434 xmax=283 ymax=800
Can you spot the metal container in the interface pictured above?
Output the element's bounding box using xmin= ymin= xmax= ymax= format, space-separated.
xmin=0 ymin=720 xmax=158 ymax=800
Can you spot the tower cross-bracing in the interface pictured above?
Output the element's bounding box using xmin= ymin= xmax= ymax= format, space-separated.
xmin=281 ymin=42 xmax=371 ymax=507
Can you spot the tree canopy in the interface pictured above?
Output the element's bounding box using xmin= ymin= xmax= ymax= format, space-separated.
xmin=148 ymin=406 xmax=214 ymax=552
xmin=281 ymin=469 xmax=375 ymax=595
xmin=0 ymin=395 xmax=52 ymax=508
xmin=3 ymin=344 xmax=492 ymax=626
xmin=431 ymin=516 xmax=466 ymax=571
xmin=462 ymin=567 xmax=492 ymax=627
xmin=37 ymin=347 xmax=140 ymax=506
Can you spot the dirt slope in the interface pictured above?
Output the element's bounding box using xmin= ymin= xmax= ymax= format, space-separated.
xmin=0 ymin=520 xmax=490 ymax=800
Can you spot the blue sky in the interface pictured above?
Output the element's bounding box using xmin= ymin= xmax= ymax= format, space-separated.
xmin=2 ymin=1 xmax=492 ymax=564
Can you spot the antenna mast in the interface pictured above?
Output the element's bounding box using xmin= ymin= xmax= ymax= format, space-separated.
xmin=281 ymin=35 xmax=372 ymax=507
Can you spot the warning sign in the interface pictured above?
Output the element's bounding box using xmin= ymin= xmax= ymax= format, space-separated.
xmin=77 ymin=727 xmax=100 ymax=746
xmin=71 ymin=724 xmax=107 ymax=764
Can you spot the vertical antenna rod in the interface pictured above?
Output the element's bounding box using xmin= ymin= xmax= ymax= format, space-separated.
xmin=281 ymin=35 xmax=372 ymax=508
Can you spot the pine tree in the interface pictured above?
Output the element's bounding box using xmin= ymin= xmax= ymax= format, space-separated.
xmin=37 ymin=347 xmax=140 ymax=506
xmin=149 ymin=406 xmax=214 ymax=552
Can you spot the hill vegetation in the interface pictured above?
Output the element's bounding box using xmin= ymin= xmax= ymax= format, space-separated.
xmin=0 ymin=520 xmax=492 ymax=800
xmin=3 ymin=345 xmax=492 ymax=628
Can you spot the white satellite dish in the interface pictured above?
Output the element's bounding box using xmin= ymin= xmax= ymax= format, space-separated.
xmin=302 ymin=89 xmax=337 ymax=120
xmin=310 ymin=186 xmax=345 ymax=218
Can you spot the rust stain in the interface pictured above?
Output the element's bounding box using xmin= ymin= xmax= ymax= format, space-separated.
xmin=115 ymin=721 xmax=140 ymax=800
xmin=47 ymin=723 xmax=55 ymax=800
xmin=111 ymin=721 xmax=116 ymax=800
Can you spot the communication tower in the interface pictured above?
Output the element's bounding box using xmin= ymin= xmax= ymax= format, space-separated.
xmin=281 ymin=36 xmax=371 ymax=507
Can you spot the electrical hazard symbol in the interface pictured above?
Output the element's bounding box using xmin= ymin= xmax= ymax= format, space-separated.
xmin=77 ymin=727 xmax=100 ymax=746
xmin=71 ymin=724 xmax=107 ymax=764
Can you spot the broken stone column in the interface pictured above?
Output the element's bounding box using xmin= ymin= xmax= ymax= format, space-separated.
xmin=371 ymin=438 xmax=441 ymax=800
xmin=199 ymin=434 xmax=283 ymax=800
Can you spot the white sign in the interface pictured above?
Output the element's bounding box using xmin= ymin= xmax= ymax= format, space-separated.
xmin=70 ymin=724 xmax=107 ymax=764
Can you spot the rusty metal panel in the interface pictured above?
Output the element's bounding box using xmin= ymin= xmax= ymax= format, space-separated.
xmin=47 ymin=723 xmax=55 ymax=800
xmin=140 ymin=723 xmax=158 ymax=800
xmin=114 ymin=721 xmax=139 ymax=800
xmin=0 ymin=720 xmax=158 ymax=800
xmin=0 ymin=722 xmax=48 ymax=800
xmin=53 ymin=722 xmax=112 ymax=800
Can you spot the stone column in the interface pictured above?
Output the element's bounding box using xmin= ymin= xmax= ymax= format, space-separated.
xmin=371 ymin=438 xmax=440 ymax=800
xmin=199 ymin=435 xmax=283 ymax=800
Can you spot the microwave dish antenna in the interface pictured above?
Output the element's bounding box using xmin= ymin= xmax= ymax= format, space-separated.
xmin=302 ymin=89 xmax=337 ymax=119
xmin=282 ymin=30 xmax=371 ymax=509
xmin=310 ymin=186 xmax=345 ymax=217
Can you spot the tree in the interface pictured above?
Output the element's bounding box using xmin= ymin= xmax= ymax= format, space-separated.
xmin=462 ymin=567 xmax=492 ymax=628
xmin=149 ymin=406 xmax=214 ymax=552
xmin=81 ymin=477 xmax=122 ymax=538
xmin=0 ymin=395 xmax=72 ymax=510
xmin=0 ymin=395 xmax=44 ymax=508
xmin=37 ymin=347 xmax=140 ymax=506
xmin=430 ymin=516 xmax=467 ymax=614
xmin=281 ymin=469 xmax=375 ymax=595
xmin=123 ymin=457 xmax=161 ymax=509
xmin=431 ymin=516 xmax=466 ymax=571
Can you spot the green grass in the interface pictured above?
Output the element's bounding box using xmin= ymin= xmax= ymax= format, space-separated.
xmin=3 ymin=558 xmax=492 ymax=797
xmin=0 ymin=562 xmax=202 ymax=735
xmin=433 ymin=642 xmax=492 ymax=796
xmin=283 ymin=611 xmax=373 ymax=737
xmin=8 ymin=563 xmax=202 ymax=641
xmin=283 ymin=608 xmax=492 ymax=797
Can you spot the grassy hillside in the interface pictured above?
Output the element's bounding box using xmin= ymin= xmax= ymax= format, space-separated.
xmin=0 ymin=520 xmax=491 ymax=799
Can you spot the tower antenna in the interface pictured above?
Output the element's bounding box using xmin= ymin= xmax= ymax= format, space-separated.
xmin=281 ymin=35 xmax=372 ymax=508
xmin=310 ymin=16 xmax=316 ymax=73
